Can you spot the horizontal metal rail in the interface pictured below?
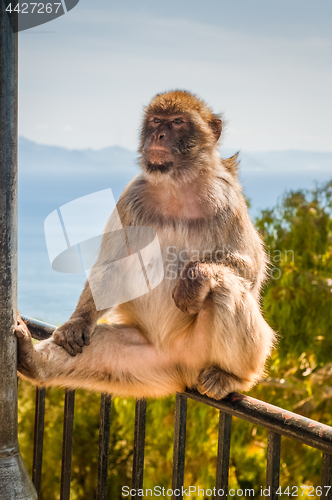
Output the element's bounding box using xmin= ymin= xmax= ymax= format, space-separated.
xmin=21 ymin=315 xmax=56 ymax=340
xmin=183 ymin=389 xmax=332 ymax=455
xmin=20 ymin=315 xmax=332 ymax=499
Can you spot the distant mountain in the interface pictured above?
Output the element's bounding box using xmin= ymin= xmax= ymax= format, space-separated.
xmin=235 ymin=149 xmax=332 ymax=214
xmin=19 ymin=136 xmax=138 ymax=175
xmin=19 ymin=136 xmax=332 ymax=214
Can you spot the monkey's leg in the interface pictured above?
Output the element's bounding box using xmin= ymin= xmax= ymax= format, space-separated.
xmin=191 ymin=265 xmax=275 ymax=400
xmin=172 ymin=260 xmax=212 ymax=314
xmin=16 ymin=321 xmax=189 ymax=399
xmin=172 ymin=257 xmax=256 ymax=316
xmin=196 ymin=367 xmax=243 ymax=400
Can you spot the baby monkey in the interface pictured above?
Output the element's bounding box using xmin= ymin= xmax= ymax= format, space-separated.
xmin=16 ymin=90 xmax=275 ymax=400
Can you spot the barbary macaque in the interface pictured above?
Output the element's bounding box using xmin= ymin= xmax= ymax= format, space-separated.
xmin=16 ymin=90 xmax=275 ymax=400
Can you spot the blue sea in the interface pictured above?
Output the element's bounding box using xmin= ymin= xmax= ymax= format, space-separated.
xmin=18 ymin=173 xmax=134 ymax=326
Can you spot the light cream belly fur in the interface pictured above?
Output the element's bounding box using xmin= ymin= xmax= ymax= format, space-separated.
xmin=110 ymin=254 xmax=201 ymax=345
xmin=107 ymin=232 xmax=217 ymax=371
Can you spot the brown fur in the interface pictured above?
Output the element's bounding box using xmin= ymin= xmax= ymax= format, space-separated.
xmin=16 ymin=90 xmax=275 ymax=400
xmin=223 ymin=153 xmax=240 ymax=179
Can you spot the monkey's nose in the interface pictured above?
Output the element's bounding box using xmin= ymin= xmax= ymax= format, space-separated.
xmin=157 ymin=133 xmax=165 ymax=140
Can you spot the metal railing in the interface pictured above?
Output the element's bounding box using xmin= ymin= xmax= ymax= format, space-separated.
xmin=21 ymin=315 xmax=332 ymax=500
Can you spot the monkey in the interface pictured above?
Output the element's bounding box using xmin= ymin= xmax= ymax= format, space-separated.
xmin=16 ymin=90 xmax=275 ymax=400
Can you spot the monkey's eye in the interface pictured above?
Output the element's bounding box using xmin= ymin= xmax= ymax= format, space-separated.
xmin=173 ymin=118 xmax=184 ymax=124
xmin=153 ymin=117 xmax=161 ymax=124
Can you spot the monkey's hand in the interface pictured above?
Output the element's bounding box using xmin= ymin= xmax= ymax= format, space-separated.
xmin=53 ymin=317 xmax=92 ymax=356
xmin=16 ymin=312 xmax=42 ymax=382
xmin=172 ymin=260 xmax=212 ymax=315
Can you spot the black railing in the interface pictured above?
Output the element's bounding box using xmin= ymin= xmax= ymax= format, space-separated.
xmin=21 ymin=315 xmax=332 ymax=500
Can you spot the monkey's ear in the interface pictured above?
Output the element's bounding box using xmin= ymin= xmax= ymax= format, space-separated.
xmin=223 ymin=153 xmax=240 ymax=179
xmin=210 ymin=119 xmax=222 ymax=141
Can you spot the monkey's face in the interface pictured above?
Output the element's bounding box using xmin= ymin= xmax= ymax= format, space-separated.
xmin=141 ymin=113 xmax=195 ymax=172
xmin=139 ymin=90 xmax=223 ymax=184
xmin=139 ymin=112 xmax=216 ymax=182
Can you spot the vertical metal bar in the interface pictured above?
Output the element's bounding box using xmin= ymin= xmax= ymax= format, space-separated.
xmin=131 ymin=399 xmax=147 ymax=497
xmin=266 ymin=431 xmax=281 ymax=500
xmin=32 ymin=387 xmax=46 ymax=497
xmin=96 ymin=393 xmax=112 ymax=500
xmin=321 ymin=453 xmax=332 ymax=499
xmin=215 ymin=411 xmax=232 ymax=499
xmin=0 ymin=4 xmax=37 ymax=499
xmin=60 ymin=389 xmax=75 ymax=500
xmin=171 ymin=394 xmax=187 ymax=500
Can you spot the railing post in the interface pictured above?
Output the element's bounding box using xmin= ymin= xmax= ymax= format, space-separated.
xmin=321 ymin=453 xmax=332 ymax=499
xmin=60 ymin=389 xmax=75 ymax=500
xmin=131 ymin=399 xmax=147 ymax=497
xmin=215 ymin=411 xmax=232 ymax=498
xmin=0 ymin=4 xmax=37 ymax=498
xmin=97 ymin=393 xmax=112 ymax=500
xmin=32 ymin=387 xmax=46 ymax=497
xmin=266 ymin=431 xmax=281 ymax=500
xmin=171 ymin=394 xmax=187 ymax=500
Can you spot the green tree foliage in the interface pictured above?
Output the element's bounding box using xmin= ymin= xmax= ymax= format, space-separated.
xmin=257 ymin=180 xmax=332 ymax=364
xmin=255 ymin=180 xmax=332 ymax=422
xmin=18 ymin=181 xmax=332 ymax=499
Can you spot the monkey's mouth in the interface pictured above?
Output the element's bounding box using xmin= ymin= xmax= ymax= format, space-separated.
xmin=147 ymin=145 xmax=170 ymax=153
xmin=146 ymin=161 xmax=173 ymax=174
xmin=147 ymin=148 xmax=173 ymax=163
xmin=145 ymin=148 xmax=174 ymax=173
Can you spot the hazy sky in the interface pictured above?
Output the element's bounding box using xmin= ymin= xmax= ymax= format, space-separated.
xmin=18 ymin=0 xmax=332 ymax=152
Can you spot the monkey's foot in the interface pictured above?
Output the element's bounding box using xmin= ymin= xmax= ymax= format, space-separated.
xmin=197 ymin=366 xmax=241 ymax=400
xmin=172 ymin=261 xmax=211 ymax=314
xmin=15 ymin=313 xmax=42 ymax=382
xmin=53 ymin=317 xmax=92 ymax=356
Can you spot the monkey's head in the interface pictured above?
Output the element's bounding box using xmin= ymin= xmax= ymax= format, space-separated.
xmin=139 ymin=90 xmax=223 ymax=184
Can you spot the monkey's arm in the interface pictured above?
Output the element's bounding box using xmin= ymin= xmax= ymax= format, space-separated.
xmin=53 ymin=207 xmax=130 ymax=356
xmin=172 ymin=258 xmax=256 ymax=315
xmin=53 ymin=280 xmax=109 ymax=356
xmin=217 ymin=251 xmax=256 ymax=279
